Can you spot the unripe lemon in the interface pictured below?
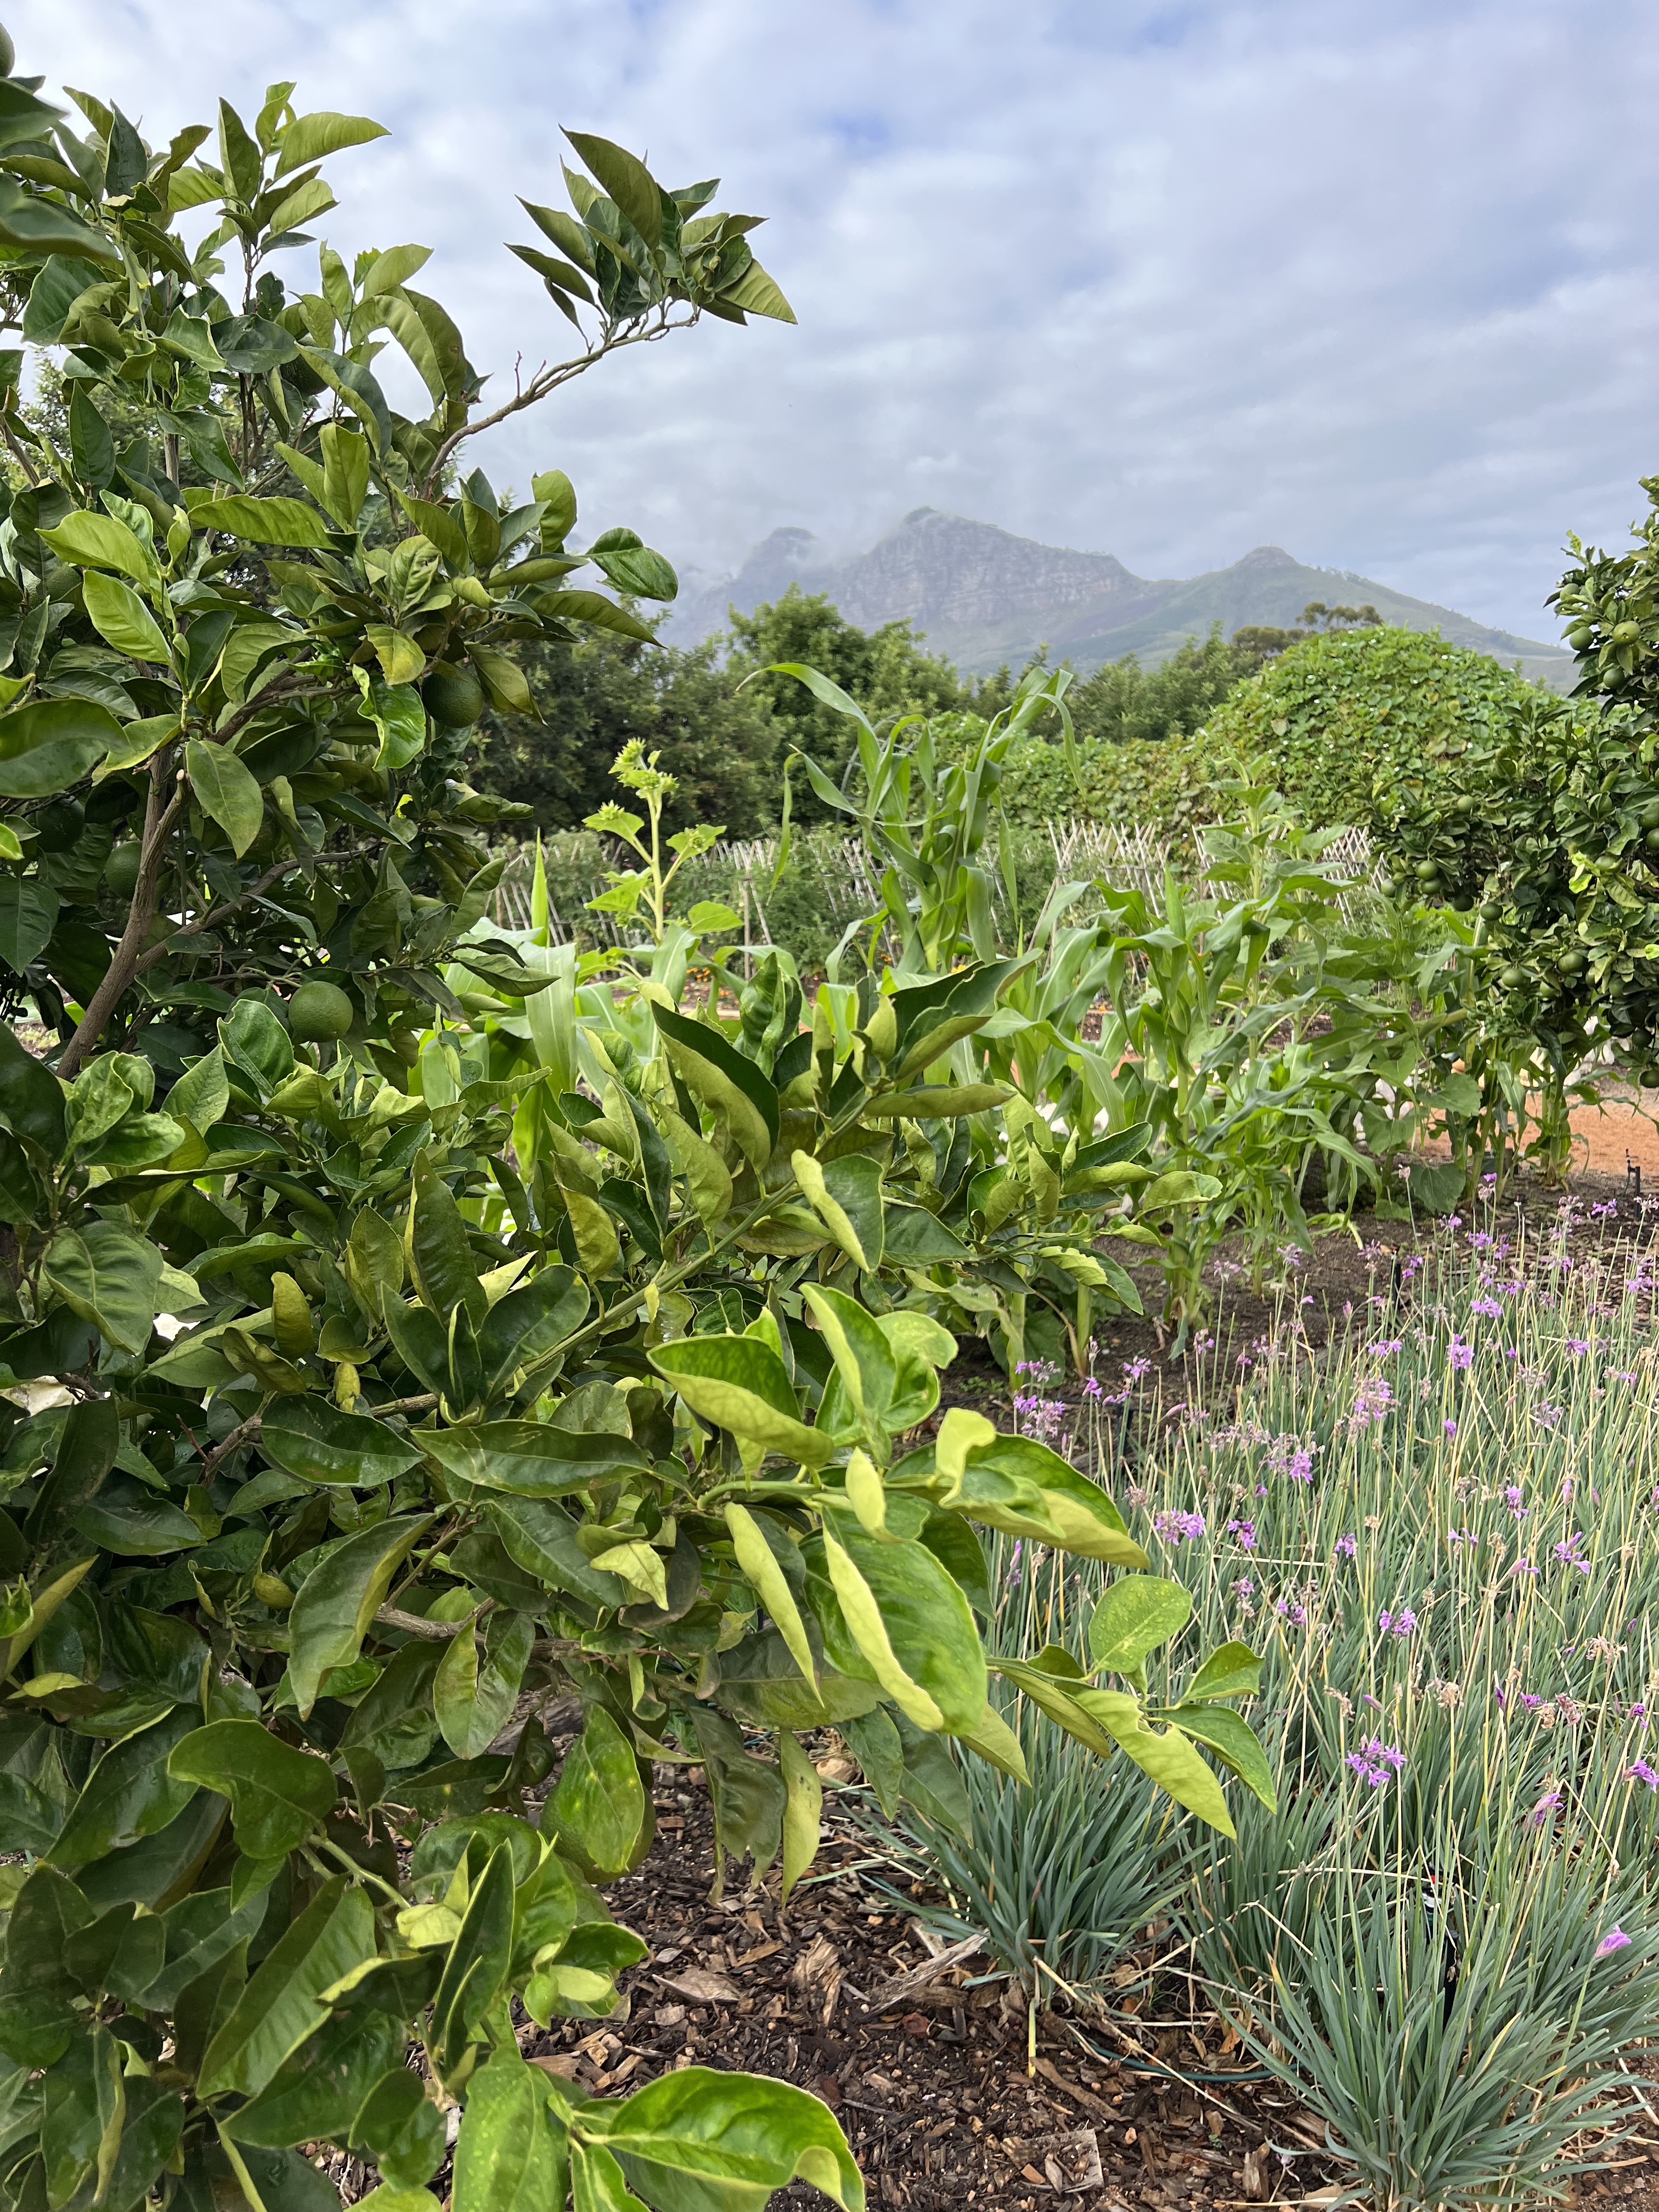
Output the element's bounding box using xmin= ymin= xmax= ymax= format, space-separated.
xmin=104 ymin=841 xmax=143 ymax=899
xmin=289 ymin=979 xmax=354 ymax=1041
xmin=36 ymin=798 xmax=84 ymax=852
xmin=422 ymin=662 xmax=486 ymax=729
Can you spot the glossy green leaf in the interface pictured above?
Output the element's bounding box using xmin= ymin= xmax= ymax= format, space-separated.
xmin=586 ymin=2066 xmax=863 ymax=2211
xmin=548 ymin=1706 xmax=650 ymax=1878
xmin=193 ymin=495 xmax=333 ymax=547
xmin=477 ymin=1264 xmax=589 ymax=1384
xmin=225 ymin=2011 xmax=404 ymax=2150
xmin=410 ymin=1154 xmax=487 ymax=1325
xmin=41 ymin=511 xmax=155 ymax=582
xmin=185 ymin=739 xmax=264 ymax=858
xmin=1087 ymin=1575 xmax=1192 ymax=1675
xmin=650 ymin=1003 xmax=778 ymax=1171
xmin=1152 ymin=1702 xmax=1277 ymax=1812
xmin=46 ymin=1712 xmax=199 ymax=1871
xmin=0 ymin=1018 xmax=67 ymax=1153
xmin=261 ymin=1398 xmax=423 ymax=1488
xmin=82 ymin=572 xmax=170 ymax=664
xmin=433 ymin=1610 xmax=533 ymax=1760
xmin=649 ymin=1335 xmax=827 ymax=1466
xmin=1071 ymin=1687 xmax=1235 ymax=1837
xmin=275 ymin=109 xmax=389 ymax=173
xmin=421 ymin=1420 xmax=646 ymax=1499
xmin=167 ymin=1719 xmax=338 ymax=1859
xmin=803 ymin=1283 xmax=896 ymax=1424
xmin=198 ymin=1879 xmax=376 ymax=2100
xmin=432 ymin=1841 xmax=516 ymax=2070
xmin=562 ymin=130 xmax=662 ymax=247
xmin=351 ymin=2068 xmax=446 ymax=2188
xmin=1182 ymin=1639 xmax=1265 ymax=1703
xmin=450 ymin=2049 xmax=568 ymax=2212
xmin=287 ymin=1513 xmax=433 ymax=1717
xmin=0 ymin=697 xmax=118 ymax=797
xmin=42 ymin=1220 xmax=162 ymax=1354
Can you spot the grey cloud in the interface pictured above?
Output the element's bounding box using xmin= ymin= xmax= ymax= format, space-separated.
xmin=16 ymin=0 xmax=1659 ymax=639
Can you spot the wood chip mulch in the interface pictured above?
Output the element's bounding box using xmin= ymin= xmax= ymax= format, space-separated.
xmin=519 ymin=1768 xmax=1353 ymax=2210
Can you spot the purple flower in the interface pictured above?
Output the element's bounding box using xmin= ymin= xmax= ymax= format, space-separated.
xmin=1335 ymin=1533 xmax=1357 ymax=1559
xmin=1153 ymin=1509 xmax=1206 ymax=1543
xmin=1449 ymin=1337 xmax=1474 ymax=1372
xmin=1346 ymin=1739 xmax=1404 ymax=1788
xmin=1597 ymin=1926 xmax=1632 ymax=1957
xmin=1350 ymin=1376 xmax=1395 ymax=1430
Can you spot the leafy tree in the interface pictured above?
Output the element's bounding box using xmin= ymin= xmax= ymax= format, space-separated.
xmin=0 ymin=32 xmax=1266 ymax=2212
xmin=724 ymin=586 xmax=1011 ymax=820
xmin=476 ymin=624 xmax=780 ymax=836
xmin=1230 ymin=601 xmax=1382 ymax=665
xmin=1198 ymin=626 xmax=1543 ymax=837
xmin=1066 ymin=624 xmax=1254 ymax=747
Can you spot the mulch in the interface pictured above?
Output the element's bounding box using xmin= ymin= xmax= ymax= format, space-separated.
xmin=521 ymin=1772 xmax=1350 ymax=2210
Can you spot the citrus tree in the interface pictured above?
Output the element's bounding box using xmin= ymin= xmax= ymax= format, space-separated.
xmin=0 ymin=30 xmax=1270 ymax=2212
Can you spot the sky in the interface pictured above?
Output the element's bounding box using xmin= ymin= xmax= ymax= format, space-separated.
xmin=18 ymin=0 xmax=1659 ymax=642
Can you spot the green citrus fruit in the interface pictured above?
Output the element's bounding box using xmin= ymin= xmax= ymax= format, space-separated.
xmin=422 ymin=663 xmax=486 ymax=729
xmin=104 ymin=842 xmax=143 ymax=900
xmin=35 ymin=798 xmax=84 ymax=853
xmin=289 ymin=979 xmax=355 ymax=1041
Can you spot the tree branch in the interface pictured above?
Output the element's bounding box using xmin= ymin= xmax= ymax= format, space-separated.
xmin=59 ymin=754 xmax=187 ymax=1079
xmin=421 ymin=308 xmax=697 ymax=496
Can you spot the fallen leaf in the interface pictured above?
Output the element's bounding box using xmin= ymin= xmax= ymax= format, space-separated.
xmin=659 ymin=1966 xmax=740 ymax=2004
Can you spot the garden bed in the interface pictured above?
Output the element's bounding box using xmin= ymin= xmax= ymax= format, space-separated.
xmin=528 ymin=1778 xmax=1347 ymax=2211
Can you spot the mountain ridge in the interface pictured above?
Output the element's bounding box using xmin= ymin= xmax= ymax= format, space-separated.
xmin=664 ymin=508 xmax=1571 ymax=686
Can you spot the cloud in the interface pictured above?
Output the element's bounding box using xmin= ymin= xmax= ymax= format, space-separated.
xmin=17 ymin=0 xmax=1659 ymax=640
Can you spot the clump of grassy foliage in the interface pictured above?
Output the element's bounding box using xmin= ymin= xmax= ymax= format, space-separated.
xmin=882 ymin=1197 xmax=1659 ymax=2209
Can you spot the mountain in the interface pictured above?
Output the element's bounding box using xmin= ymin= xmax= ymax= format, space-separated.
xmin=664 ymin=508 xmax=1572 ymax=687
